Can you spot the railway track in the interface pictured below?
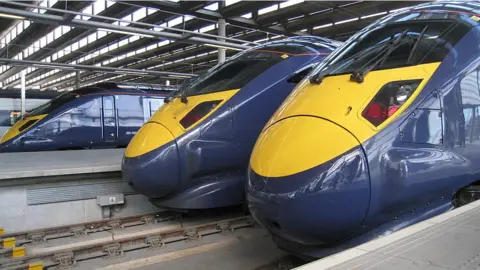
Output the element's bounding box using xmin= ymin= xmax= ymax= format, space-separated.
xmin=0 ymin=212 xmax=179 ymax=247
xmin=0 ymin=208 xmax=258 ymax=270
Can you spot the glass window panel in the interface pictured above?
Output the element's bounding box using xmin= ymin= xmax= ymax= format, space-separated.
xmin=40 ymin=37 xmax=46 ymax=48
xmin=79 ymin=37 xmax=88 ymax=47
xmin=47 ymin=32 xmax=53 ymax=43
xmin=97 ymin=31 xmax=106 ymax=39
xmin=147 ymin=44 xmax=156 ymax=51
xmin=205 ymin=2 xmax=218 ymax=10
xmin=88 ymin=33 xmax=96 ymax=43
xmin=133 ymin=8 xmax=147 ymax=21
xmin=168 ymin=16 xmax=183 ymax=27
xmin=119 ymin=39 xmax=128 ymax=47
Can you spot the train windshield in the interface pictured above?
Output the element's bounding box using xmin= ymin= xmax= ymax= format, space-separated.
xmin=28 ymin=92 xmax=79 ymax=117
xmin=311 ymin=19 xmax=470 ymax=79
xmin=181 ymin=48 xmax=297 ymax=97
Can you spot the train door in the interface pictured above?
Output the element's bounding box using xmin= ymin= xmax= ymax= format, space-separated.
xmin=102 ymin=95 xmax=117 ymax=142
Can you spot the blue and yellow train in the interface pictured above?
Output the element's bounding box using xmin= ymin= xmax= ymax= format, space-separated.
xmin=0 ymin=82 xmax=175 ymax=153
xmin=122 ymin=36 xmax=341 ymax=209
xmin=247 ymin=1 xmax=480 ymax=259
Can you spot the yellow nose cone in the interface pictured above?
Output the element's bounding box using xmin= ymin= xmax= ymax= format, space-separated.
xmin=125 ymin=123 xmax=175 ymax=158
xmin=250 ymin=117 xmax=360 ymax=177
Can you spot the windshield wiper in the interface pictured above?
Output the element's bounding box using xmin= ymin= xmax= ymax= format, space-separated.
xmin=180 ymin=88 xmax=188 ymax=103
xmin=310 ymin=42 xmax=390 ymax=85
xmin=164 ymin=89 xmax=179 ymax=104
xmin=165 ymin=78 xmax=195 ymax=104
xmin=350 ymin=28 xmax=411 ymax=83
xmin=406 ymin=25 xmax=428 ymax=65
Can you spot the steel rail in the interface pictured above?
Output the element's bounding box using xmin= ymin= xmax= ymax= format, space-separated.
xmin=0 ymin=215 xmax=254 ymax=270
xmin=0 ymin=212 xmax=178 ymax=246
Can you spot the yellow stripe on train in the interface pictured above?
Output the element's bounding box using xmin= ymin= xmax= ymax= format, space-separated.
xmin=0 ymin=114 xmax=47 ymax=144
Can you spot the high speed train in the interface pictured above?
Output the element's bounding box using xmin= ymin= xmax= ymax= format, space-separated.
xmin=0 ymin=89 xmax=58 ymax=137
xmin=247 ymin=1 xmax=480 ymax=258
xmin=0 ymin=82 xmax=176 ymax=153
xmin=122 ymin=36 xmax=341 ymax=209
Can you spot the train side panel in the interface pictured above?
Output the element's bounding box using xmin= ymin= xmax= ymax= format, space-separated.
xmin=360 ymin=25 xmax=480 ymax=234
xmin=2 ymin=93 xmax=165 ymax=152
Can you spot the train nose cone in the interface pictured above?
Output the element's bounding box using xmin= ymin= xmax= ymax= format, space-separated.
xmin=122 ymin=122 xmax=180 ymax=198
xmin=247 ymin=116 xmax=371 ymax=247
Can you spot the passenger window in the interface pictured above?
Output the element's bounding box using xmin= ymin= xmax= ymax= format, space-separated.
xmin=103 ymin=96 xmax=115 ymax=118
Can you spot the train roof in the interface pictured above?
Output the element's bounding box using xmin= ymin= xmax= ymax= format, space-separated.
xmin=252 ymin=35 xmax=342 ymax=52
xmin=70 ymin=82 xmax=180 ymax=96
xmin=362 ymin=1 xmax=480 ymax=33
xmin=0 ymin=89 xmax=59 ymax=99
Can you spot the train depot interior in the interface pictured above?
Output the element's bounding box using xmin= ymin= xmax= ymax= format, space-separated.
xmin=2 ymin=1 xmax=480 ymax=269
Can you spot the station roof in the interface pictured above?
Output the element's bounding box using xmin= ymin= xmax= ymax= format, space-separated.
xmin=0 ymin=0 xmax=430 ymax=91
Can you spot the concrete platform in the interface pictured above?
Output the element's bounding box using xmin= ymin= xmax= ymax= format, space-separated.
xmin=296 ymin=199 xmax=480 ymax=270
xmin=0 ymin=148 xmax=124 ymax=180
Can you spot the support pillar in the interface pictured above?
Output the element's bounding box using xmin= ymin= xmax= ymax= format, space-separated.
xmin=217 ymin=18 xmax=226 ymax=64
xmin=75 ymin=71 xmax=80 ymax=89
xmin=21 ymin=70 xmax=25 ymax=116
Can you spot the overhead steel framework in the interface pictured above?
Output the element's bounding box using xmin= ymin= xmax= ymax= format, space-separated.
xmin=0 ymin=6 xmax=253 ymax=50
xmin=0 ymin=57 xmax=197 ymax=78
xmin=0 ymin=0 xmax=430 ymax=91
xmin=4 ymin=1 xmax=260 ymax=47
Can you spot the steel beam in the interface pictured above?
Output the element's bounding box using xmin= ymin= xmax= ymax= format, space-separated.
xmin=121 ymin=1 xmax=305 ymax=36
xmin=0 ymin=6 xmax=252 ymax=50
xmin=75 ymin=71 xmax=80 ymax=89
xmin=5 ymin=1 xmax=258 ymax=46
xmin=0 ymin=58 xmax=197 ymax=78
xmin=218 ymin=18 xmax=226 ymax=64
xmin=20 ymin=70 xmax=25 ymax=116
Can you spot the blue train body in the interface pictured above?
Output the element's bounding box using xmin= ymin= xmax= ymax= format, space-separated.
xmin=0 ymin=82 xmax=172 ymax=152
xmin=246 ymin=1 xmax=480 ymax=259
xmin=122 ymin=37 xmax=341 ymax=209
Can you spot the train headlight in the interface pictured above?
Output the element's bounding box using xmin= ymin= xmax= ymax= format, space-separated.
xmin=180 ymin=100 xmax=222 ymax=129
xmin=362 ymin=79 xmax=422 ymax=127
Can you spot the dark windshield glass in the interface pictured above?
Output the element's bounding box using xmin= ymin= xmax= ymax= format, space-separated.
xmin=183 ymin=50 xmax=285 ymax=96
xmin=315 ymin=20 xmax=470 ymax=78
xmin=28 ymin=92 xmax=79 ymax=117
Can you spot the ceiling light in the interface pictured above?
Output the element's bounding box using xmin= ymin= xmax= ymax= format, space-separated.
xmin=117 ymin=70 xmax=149 ymax=75
xmin=204 ymin=44 xmax=243 ymax=51
xmin=32 ymin=64 xmax=74 ymax=69
xmin=98 ymin=28 xmax=155 ymax=38
xmin=0 ymin=13 xmax=25 ymax=20
xmin=168 ymin=74 xmax=194 ymax=78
